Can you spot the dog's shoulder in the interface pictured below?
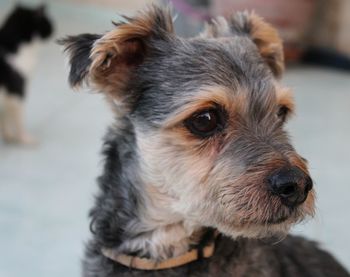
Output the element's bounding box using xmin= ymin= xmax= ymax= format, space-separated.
xmin=274 ymin=235 xmax=349 ymax=276
xmin=198 ymin=235 xmax=349 ymax=277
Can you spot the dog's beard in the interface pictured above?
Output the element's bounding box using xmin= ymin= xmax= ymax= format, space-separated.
xmin=211 ymin=175 xmax=315 ymax=240
xmin=211 ymin=197 xmax=314 ymax=240
xmin=215 ymin=216 xmax=294 ymax=241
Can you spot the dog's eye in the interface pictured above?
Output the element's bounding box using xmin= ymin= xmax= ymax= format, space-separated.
xmin=184 ymin=108 xmax=225 ymax=138
xmin=277 ymin=105 xmax=290 ymax=122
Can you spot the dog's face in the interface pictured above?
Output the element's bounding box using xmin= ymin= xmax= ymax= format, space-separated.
xmin=62 ymin=6 xmax=315 ymax=239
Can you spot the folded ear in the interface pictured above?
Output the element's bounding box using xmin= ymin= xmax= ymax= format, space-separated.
xmin=203 ymin=11 xmax=284 ymax=78
xmin=60 ymin=5 xmax=173 ymax=100
xmin=231 ymin=12 xmax=284 ymax=78
xmin=59 ymin=34 xmax=101 ymax=87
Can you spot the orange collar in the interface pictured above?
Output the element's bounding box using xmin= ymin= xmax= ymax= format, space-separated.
xmin=101 ymin=232 xmax=218 ymax=270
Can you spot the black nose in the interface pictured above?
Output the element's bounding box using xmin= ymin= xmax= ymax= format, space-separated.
xmin=268 ymin=167 xmax=313 ymax=207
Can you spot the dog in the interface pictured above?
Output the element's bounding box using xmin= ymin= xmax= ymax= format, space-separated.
xmin=61 ymin=5 xmax=350 ymax=276
xmin=0 ymin=4 xmax=53 ymax=144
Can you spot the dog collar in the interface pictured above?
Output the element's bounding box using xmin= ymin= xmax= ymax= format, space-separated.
xmin=101 ymin=231 xmax=218 ymax=270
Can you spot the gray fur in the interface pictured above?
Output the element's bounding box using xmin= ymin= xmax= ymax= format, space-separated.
xmin=61 ymin=5 xmax=349 ymax=277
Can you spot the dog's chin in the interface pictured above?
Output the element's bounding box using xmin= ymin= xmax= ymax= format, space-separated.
xmin=214 ymin=194 xmax=315 ymax=241
xmin=217 ymin=209 xmax=308 ymax=240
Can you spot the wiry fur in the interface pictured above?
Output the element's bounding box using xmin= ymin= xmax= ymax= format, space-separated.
xmin=201 ymin=11 xmax=284 ymax=78
xmin=61 ymin=5 xmax=349 ymax=277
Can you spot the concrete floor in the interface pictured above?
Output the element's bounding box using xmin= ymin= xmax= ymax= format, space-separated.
xmin=0 ymin=1 xmax=349 ymax=276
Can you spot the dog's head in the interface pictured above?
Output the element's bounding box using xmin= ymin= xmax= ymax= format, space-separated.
xmin=62 ymin=6 xmax=314 ymax=239
xmin=6 ymin=4 xmax=53 ymax=41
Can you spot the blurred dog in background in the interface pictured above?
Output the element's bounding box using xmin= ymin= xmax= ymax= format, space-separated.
xmin=0 ymin=4 xmax=53 ymax=144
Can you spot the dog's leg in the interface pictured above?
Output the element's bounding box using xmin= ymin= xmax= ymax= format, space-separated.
xmin=3 ymin=94 xmax=36 ymax=145
xmin=0 ymin=112 xmax=16 ymax=143
xmin=0 ymin=90 xmax=6 ymax=141
xmin=0 ymin=91 xmax=16 ymax=142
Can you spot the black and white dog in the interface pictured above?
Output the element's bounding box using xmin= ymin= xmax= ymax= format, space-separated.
xmin=0 ymin=4 xmax=53 ymax=144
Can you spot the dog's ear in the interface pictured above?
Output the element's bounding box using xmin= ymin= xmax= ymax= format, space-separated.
xmin=61 ymin=5 xmax=173 ymax=101
xmin=89 ymin=5 xmax=173 ymax=100
xmin=59 ymin=34 xmax=101 ymax=87
xmin=203 ymin=12 xmax=284 ymax=78
xmin=231 ymin=12 xmax=284 ymax=78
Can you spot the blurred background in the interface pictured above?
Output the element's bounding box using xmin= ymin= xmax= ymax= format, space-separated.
xmin=0 ymin=0 xmax=349 ymax=276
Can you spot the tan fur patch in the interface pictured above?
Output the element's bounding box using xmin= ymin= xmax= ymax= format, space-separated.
xmin=248 ymin=12 xmax=284 ymax=78
xmin=276 ymin=86 xmax=295 ymax=114
xmin=0 ymin=93 xmax=35 ymax=144
xmin=89 ymin=5 xmax=173 ymax=101
xmin=201 ymin=11 xmax=284 ymax=78
xmin=160 ymin=87 xmax=243 ymax=167
xmin=163 ymin=87 xmax=235 ymax=129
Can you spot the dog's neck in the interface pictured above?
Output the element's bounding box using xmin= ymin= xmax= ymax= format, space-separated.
xmin=98 ymin=123 xmax=202 ymax=261
xmin=117 ymin=183 xmax=202 ymax=260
